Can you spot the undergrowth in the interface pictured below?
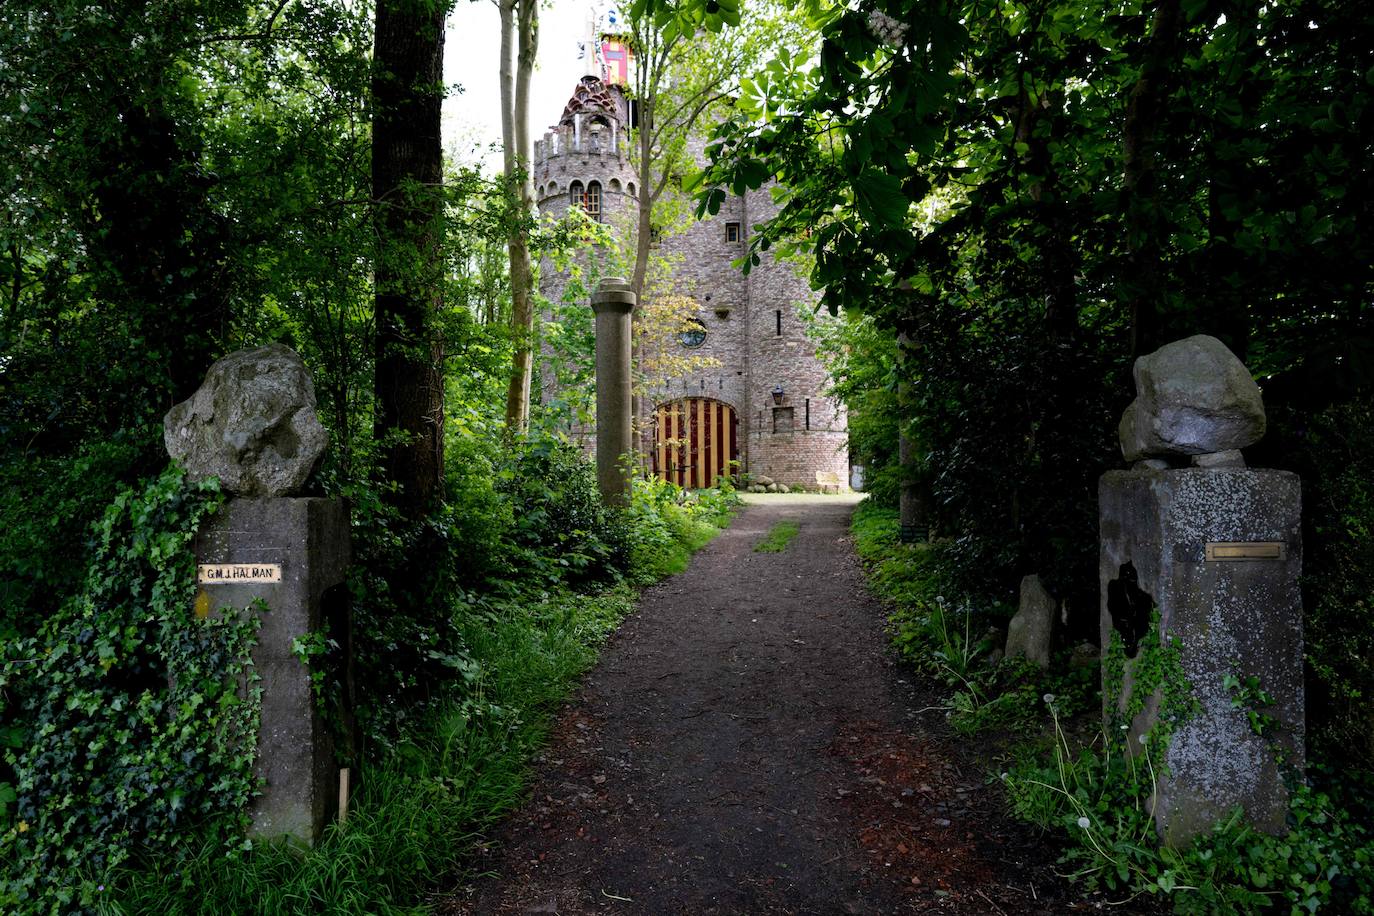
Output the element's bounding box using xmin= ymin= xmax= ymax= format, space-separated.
xmin=1 ymin=434 xmax=736 ymax=915
xmin=852 ymin=498 xmax=1374 ymax=914
xmin=109 ymin=586 xmax=638 ymax=915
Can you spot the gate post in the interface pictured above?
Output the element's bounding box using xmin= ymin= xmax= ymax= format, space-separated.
xmin=592 ymin=277 xmax=637 ymax=506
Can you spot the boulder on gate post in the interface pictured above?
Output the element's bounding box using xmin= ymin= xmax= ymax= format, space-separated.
xmin=166 ymin=344 xmax=353 ymax=845
xmin=1099 ymin=336 xmax=1303 ymax=847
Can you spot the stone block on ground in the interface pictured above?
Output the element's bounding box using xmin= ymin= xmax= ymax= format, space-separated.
xmin=165 ymin=344 xmax=328 ymax=496
xmin=1005 ymin=574 xmax=1055 ymax=668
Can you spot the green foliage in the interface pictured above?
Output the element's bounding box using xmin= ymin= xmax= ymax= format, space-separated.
xmin=1269 ymin=395 xmax=1374 ymax=771
xmin=1004 ymin=710 xmax=1374 ymax=914
xmin=103 ymin=449 xmax=733 ymax=914
xmin=0 ymin=468 xmax=261 ymax=914
xmin=496 ymin=435 xmax=623 ymax=585
xmin=110 ymin=584 xmax=638 ymax=915
xmin=753 ymin=519 xmax=800 ymax=553
xmin=620 ymin=475 xmax=738 ymax=583
xmin=854 ymin=501 xmax=1100 ymax=738
xmin=697 ymin=0 xmax=1374 ymax=638
xmin=0 ymin=434 xmax=151 ymax=638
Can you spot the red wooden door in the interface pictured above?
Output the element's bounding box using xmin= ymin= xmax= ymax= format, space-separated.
xmin=653 ymin=398 xmax=738 ymax=488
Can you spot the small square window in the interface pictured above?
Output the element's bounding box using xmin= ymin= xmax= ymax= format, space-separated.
xmin=726 ymin=222 xmax=741 ymax=243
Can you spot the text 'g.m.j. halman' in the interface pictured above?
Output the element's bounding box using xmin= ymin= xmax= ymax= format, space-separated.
xmin=197 ymin=563 xmax=282 ymax=584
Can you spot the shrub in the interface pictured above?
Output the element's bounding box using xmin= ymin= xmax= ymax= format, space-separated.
xmin=0 ymin=468 xmax=260 ymax=913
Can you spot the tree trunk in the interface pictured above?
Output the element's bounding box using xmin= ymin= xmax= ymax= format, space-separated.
xmin=1204 ymin=0 xmax=1258 ymax=362
xmin=896 ymin=333 xmax=932 ymax=542
xmin=502 ymin=0 xmax=539 ymax=435
xmin=631 ymin=94 xmax=655 ymax=301
xmin=1122 ymin=0 xmax=1184 ymax=358
xmin=372 ymin=0 xmax=446 ymax=512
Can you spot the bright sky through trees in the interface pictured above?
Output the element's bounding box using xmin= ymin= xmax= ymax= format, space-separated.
xmin=444 ymin=0 xmax=595 ymax=166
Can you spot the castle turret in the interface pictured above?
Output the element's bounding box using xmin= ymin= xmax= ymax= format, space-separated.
xmin=534 ymin=43 xmax=848 ymax=491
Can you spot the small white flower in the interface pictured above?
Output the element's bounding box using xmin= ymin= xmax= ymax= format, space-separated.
xmin=19 ymin=102 xmax=29 ymax=114
xmin=1077 ymin=816 xmax=1091 ymax=830
xmin=1043 ymin=693 xmax=1055 ymax=704
xmin=1138 ymin=733 xmax=1148 ymax=745
xmin=999 ymin=772 xmax=1009 ymax=781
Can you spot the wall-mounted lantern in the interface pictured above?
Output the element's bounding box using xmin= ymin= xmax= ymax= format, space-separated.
xmin=771 ymin=386 xmax=785 ymax=405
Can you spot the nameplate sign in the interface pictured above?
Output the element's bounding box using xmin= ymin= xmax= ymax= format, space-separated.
xmin=198 ymin=563 xmax=282 ymax=584
xmin=1204 ymin=542 xmax=1285 ymax=562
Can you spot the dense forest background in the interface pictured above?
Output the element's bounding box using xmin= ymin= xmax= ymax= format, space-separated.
xmin=694 ymin=0 xmax=1373 ymax=762
xmin=1 ymin=0 xmax=1372 ymax=912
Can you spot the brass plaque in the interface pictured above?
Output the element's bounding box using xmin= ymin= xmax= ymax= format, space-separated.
xmin=197 ymin=563 xmax=282 ymax=584
xmin=1204 ymin=542 xmax=1285 ymax=562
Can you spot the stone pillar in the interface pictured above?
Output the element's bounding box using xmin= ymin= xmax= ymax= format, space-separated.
xmin=193 ymin=498 xmax=351 ymax=845
xmin=164 ymin=344 xmax=352 ymax=847
xmin=1100 ymin=468 xmax=1303 ymax=846
xmin=593 ymin=277 xmax=636 ymax=506
xmin=1098 ymin=334 xmax=1302 ymax=847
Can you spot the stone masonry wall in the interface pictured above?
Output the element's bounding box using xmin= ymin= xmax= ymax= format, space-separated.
xmin=534 ymin=83 xmax=849 ymax=489
xmin=741 ymin=186 xmax=849 ymax=489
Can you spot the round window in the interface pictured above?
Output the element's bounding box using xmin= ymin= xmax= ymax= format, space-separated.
xmin=678 ymin=319 xmax=707 ymax=349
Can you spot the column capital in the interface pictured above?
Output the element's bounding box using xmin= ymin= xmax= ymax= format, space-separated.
xmin=591 ymin=277 xmax=636 ymax=314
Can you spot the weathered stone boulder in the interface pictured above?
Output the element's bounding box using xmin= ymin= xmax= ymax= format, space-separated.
xmin=165 ymin=344 xmax=328 ymax=496
xmin=1005 ymin=574 xmax=1055 ymax=668
xmin=1119 ymin=335 xmax=1265 ymax=462
xmin=755 ymin=475 xmax=775 ymax=488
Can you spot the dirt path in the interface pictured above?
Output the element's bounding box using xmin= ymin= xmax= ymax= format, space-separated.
xmin=442 ymin=495 xmax=1120 ymax=915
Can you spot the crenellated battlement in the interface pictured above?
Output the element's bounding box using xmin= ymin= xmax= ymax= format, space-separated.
xmin=534 ymin=123 xmax=627 ymax=163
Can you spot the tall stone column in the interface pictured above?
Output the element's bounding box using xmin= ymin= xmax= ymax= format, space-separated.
xmin=593 ymin=277 xmax=636 ymax=506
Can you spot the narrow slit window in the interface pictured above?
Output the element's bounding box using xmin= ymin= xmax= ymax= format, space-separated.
xmin=726 ymin=222 xmax=741 ymax=243
xmin=775 ymin=309 xmax=782 ymax=336
xmin=805 ymin=398 xmax=811 ymax=430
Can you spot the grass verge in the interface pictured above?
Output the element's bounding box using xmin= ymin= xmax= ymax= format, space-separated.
xmin=852 ymin=500 xmax=1374 ymax=914
xmin=753 ymin=519 xmax=800 ymax=553
xmin=107 ymin=508 xmax=734 ymax=914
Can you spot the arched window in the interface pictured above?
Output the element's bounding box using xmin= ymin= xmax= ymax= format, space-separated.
xmin=569 ymin=180 xmax=584 ymax=211
xmin=546 ymin=181 xmax=560 ymax=196
xmin=585 ymin=181 xmax=602 ymax=221
xmin=626 ymin=181 xmax=636 ymax=197
xmin=609 ymin=178 xmax=622 ymax=194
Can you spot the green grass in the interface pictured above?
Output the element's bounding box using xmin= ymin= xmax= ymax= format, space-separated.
xmin=107 ymin=508 xmax=735 ymax=915
xmin=108 ymin=586 xmax=635 ymax=915
xmin=753 ymin=519 xmax=800 ymax=553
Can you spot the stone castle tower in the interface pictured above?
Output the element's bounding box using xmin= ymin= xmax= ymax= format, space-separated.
xmin=534 ymin=45 xmax=848 ymax=491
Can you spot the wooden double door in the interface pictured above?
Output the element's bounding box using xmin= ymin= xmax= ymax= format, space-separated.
xmin=652 ymin=398 xmax=738 ymax=489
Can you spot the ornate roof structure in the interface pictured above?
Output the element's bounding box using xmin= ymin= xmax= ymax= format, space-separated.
xmin=558 ymin=76 xmax=619 ymax=127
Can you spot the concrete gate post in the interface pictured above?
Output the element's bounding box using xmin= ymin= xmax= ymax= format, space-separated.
xmin=163 ymin=344 xmax=353 ymax=847
xmin=1098 ymin=335 xmax=1304 ymax=847
xmin=592 ymin=277 xmax=637 ymax=506
xmin=193 ymin=499 xmax=350 ymax=844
